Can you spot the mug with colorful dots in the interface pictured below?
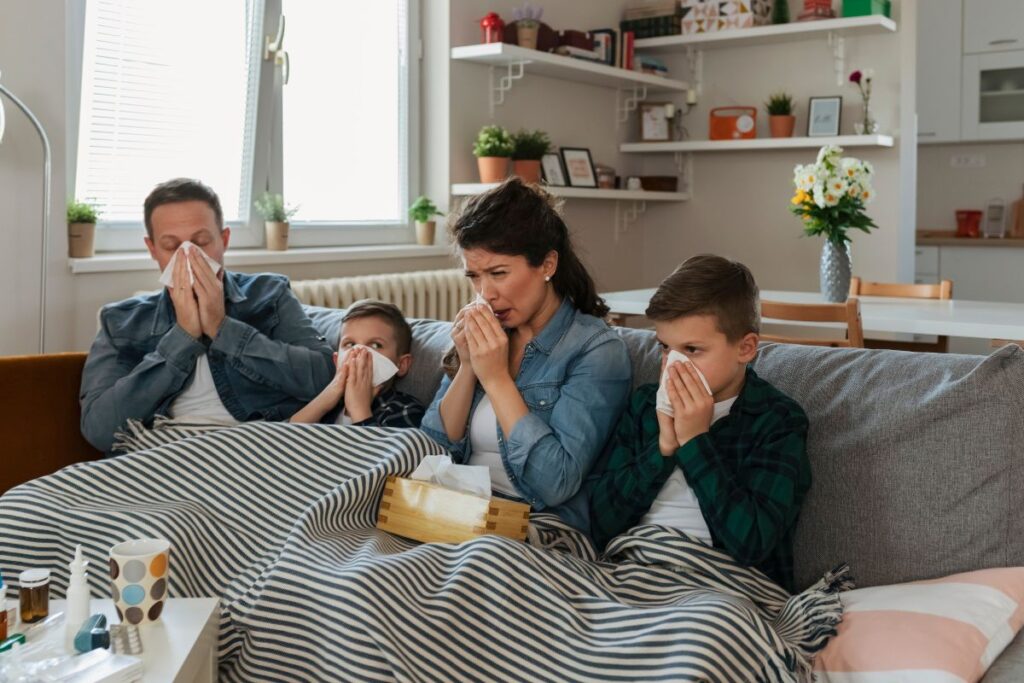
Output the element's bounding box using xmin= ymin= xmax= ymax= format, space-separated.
xmin=109 ymin=538 xmax=170 ymax=625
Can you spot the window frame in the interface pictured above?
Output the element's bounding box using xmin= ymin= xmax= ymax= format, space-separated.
xmin=70 ymin=0 xmax=421 ymax=252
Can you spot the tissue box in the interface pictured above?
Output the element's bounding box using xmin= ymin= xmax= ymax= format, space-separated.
xmin=376 ymin=476 xmax=531 ymax=544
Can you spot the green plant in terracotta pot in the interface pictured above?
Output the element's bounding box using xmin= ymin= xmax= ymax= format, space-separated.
xmin=510 ymin=129 xmax=551 ymax=185
xmin=67 ymin=199 xmax=100 ymax=258
xmin=254 ymin=192 xmax=299 ymax=251
xmin=408 ymin=196 xmax=444 ymax=246
xmin=765 ymin=92 xmax=796 ymax=138
xmin=473 ymin=125 xmax=513 ymax=184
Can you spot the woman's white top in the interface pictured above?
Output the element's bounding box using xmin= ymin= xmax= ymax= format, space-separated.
xmin=639 ymin=396 xmax=738 ymax=544
xmin=168 ymin=355 xmax=239 ymax=425
xmin=467 ymin=395 xmax=519 ymax=497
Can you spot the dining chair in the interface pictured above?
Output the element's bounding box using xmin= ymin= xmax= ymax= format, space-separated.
xmin=849 ymin=277 xmax=954 ymax=352
xmin=760 ymin=298 xmax=865 ymax=348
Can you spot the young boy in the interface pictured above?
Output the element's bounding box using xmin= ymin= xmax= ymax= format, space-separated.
xmin=587 ymin=255 xmax=810 ymax=591
xmin=290 ymin=300 xmax=425 ymax=428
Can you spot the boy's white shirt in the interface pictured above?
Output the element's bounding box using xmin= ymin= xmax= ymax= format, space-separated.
xmin=157 ymin=241 xmax=223 ymax=287
xmin=656 ymin=350 xmax=713 ymax=416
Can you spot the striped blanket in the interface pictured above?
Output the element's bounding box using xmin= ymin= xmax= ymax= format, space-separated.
xmin=0 ymin=423 xmax=848 ymax=682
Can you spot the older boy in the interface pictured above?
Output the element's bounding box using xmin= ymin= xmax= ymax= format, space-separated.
xmin=290 ymin=300 xmax=424 ymax=428
xmin=587 ymin=255 xmax=810 ymax=591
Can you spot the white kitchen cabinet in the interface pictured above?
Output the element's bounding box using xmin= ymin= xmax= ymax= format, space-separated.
xmin=938 ymin=245 xmax=1024 ymax=353
xmin=963 ymin=0 xmax=1024 ymax=54
xmin=914 ymin=246 xmax=940 ymax=280
xmin=917 ymin=0 xmax=963 ymax=143
xmin=962 ymin=51 xmax=1024 ymax=140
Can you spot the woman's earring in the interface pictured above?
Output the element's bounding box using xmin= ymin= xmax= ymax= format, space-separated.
xmin=544 ymin=275 xmax=551 ymax=282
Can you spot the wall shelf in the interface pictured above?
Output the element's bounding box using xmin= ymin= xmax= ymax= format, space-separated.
xmin=620 ymin=134 xmax=895 ymax=153
xmin=451 ymin=183 xmax=689 ymax=201
xmin=451 ymin=43 xmax=689 ymax=93
xmin=634 ymin=15 xmax=897 ymax=52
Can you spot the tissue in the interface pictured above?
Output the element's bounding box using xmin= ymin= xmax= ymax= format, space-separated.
xmin=410 ymin=455 xmax=492 ymax=498
xmin=656 ymin=350 xmax=713 ymax=416
xmin=158 ymin=241 xmax=222 ymax=288
xmin=338 ymin=345 xmax=399 ymax=387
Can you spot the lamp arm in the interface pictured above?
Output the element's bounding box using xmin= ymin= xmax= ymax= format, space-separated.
xmin=0 ymin=80 xmax=52 ymax=353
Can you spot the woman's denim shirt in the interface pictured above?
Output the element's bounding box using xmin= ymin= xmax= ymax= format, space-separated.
xmin=420 ymin=299 xmax=631 ymax=527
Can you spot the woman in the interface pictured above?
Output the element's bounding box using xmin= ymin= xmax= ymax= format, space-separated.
xmin=420 ymin=178 xmax=631 ymax=529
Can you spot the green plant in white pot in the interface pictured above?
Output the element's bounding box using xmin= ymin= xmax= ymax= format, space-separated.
xmin=67 ymin=199 xmax=100 ymax=258
xmin=473 ymin=125 xmax=513 ymax=184
xmin=255 ymin=192 xmax=298 ymax=251
xmin=511 ymin=129 xmax=551 ymax=185
xmin=408 ymin=196 xmax=444 ymax=246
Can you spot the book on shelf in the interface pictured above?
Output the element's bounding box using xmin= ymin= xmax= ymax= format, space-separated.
xmin=590 ymin=28 xmax=617 ymax=66
xmin=622 ymin=31 xmax=635 ymax=71
xmin=624 ymin=0 xmax=680 ymax=20
xmin=555 ymin=45 xmax=603 ymax=61
xmin=620 ymin=15 xmax=682 ymax=39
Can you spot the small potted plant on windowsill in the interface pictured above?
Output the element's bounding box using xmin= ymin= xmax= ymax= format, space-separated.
xmin=765 ymin=92 xmax=796 ymax=138
xmin=473 ymin=125 xmax=514 ymax=184
xmin=67 ymin=199 xmax=100 ymax=258
xmin=408 ymin=196 xmax=444 ymax=246
xmin=255 ymin=192 xmax=298 ymax=251
xmin=510 ymin=129 xmax=551 ymax=185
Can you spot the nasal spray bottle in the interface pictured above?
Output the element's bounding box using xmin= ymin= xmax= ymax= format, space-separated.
xmin=64 ymin=545 xmax=91 ymax=650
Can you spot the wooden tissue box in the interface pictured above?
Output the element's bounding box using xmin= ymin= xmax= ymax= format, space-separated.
xmin=376 ymin=476 xmax=531 ymax=544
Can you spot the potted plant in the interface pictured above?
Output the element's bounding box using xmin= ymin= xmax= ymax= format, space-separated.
xmin=765 ymin=92 xmax=796 ymax=138
xmin=67 ymin=199 xmax=100 ymax=258
xmin=512 ymin=3 xmax=543 ymax=50
xmin=510 ymin=129 xmax=551 ymax=185
xmin=791 ymin=145 xmax=878 ymax=302
xmin=254 ymin=192 xmax=298 ymax=251
xmin=473 ymin=125 xmax=514 ymax=184
xmin=408 ymin=196 xmax=444 ymax=246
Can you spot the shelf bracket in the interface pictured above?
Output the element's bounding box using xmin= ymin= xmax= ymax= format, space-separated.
xmin=674 ymin=152 xmax=694 ymax=196
xmin=488 ymin=61 xmax=526 ymax=116
xmin=615 ymin=200 xmax=647 ymax=242
xmin=827 ymin=32 xmax=846 ymax=87
xmin=686 ymin=47 xmax=703 ymax=98
xmin=616 ymin=85 xmax=649 ymax=125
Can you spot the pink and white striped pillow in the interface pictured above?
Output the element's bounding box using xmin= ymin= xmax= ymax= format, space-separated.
xmin=814 ymin=567 xmax=1024 ymax=683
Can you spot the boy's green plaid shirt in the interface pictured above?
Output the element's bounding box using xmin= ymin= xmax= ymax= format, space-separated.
xmin=587 ymin=366 xmax=810 ymax=592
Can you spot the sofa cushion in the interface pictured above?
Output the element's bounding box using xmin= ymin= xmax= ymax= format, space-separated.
xmin=753 ymin=343 xmax=1024 ymax=591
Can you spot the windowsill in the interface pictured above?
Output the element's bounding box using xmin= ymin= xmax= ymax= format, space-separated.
xmin=69 ymin=244 xmax=453 ymax=274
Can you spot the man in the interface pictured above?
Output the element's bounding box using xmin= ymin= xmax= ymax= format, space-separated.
xmin=80 ymin=178 xmax=334 ymax=453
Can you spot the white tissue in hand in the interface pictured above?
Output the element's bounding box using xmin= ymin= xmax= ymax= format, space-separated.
xmin=338 ymin=345 xmax=399 ymax=387
xmin=410 ymin=455 xmax=492 ymax=498
xmin=472 ymin=292 xmax=494 ymax=311
xmin=158 ymin=241 xmax=222 ymax=288
xmin=656 ymin=350 xmax=713 ymax=416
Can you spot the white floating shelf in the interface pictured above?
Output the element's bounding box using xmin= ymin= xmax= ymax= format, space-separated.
xmin=451 ymin=183 xmax=690 ymax=201
xmin=634 ymin=15 xmax=897 ymax=52
xmin=450 ymin=43 xmax=688 ymax=92
xmin=620 ymin=134 xmax=894 ymax=153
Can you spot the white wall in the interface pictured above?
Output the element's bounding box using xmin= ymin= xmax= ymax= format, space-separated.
xmin=0 ymin=0 xmax=454 ymax=355
xmin=917 ymin=141 xmax=1024 ymax=231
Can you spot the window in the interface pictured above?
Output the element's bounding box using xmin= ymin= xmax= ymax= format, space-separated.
xmin=73 ymin=0 xmax=417 ymax=251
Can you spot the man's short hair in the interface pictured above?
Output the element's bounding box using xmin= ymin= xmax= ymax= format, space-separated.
xmin=143 ymin=178 xmax=224 ymax=239
xmin=645 ymin=254 xmax=760 ymax=341
xmin=342 ymin=299 xmax=414 ymax=356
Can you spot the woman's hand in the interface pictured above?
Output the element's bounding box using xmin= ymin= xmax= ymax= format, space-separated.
xmin=451 ymin=305 xmax=475 ymax=367
xmin=464 ymin=305 xmax=511 ymax=389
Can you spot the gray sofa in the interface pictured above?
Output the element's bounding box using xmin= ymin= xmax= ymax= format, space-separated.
xmin=308 ymin=308 xmax=1024 ymax=680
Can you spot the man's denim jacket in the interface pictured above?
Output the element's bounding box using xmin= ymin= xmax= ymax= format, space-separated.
xmin=420 ymin=299 xmax=632 ymax=529
xmin=80 ymin=271 xmax=334 ymax=452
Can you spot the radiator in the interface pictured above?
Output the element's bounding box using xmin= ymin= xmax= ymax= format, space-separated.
xmin=290 ymin=269 xmax=473 ymax=321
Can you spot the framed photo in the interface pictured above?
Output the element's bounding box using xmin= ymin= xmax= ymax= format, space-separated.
xmin=639 ymin=102 xmax=672 ymax=142
xmin=807 ymin=96 xmax=842 ymax=137
xmin=560 ymin=148 xmax=597 ymax=188
xmin=541 ymin=153 xmax=567 ymax=186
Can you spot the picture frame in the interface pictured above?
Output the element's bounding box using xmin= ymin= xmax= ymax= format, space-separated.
xmin=560 ymin=148 xmax=597 ymax=188
xmin=639 ymin=102 xmax=672 ymax=142
xmin=807 ymin=96 xmax=842 ymax=137
xmin=541 ymin=153 xmax=567 ymax=186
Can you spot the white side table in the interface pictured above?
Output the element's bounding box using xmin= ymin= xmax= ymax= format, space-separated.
xmin=46 ymin=598 xmax=219 ymax=683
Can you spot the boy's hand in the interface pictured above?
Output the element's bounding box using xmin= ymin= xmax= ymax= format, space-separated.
xmin=464 ymin=306 xmax=510 ymax=389
xmin=322 ymin=356 xmax=350 ymax=404
xmin=666 ymin=361 xmax=714 ymax=450
xmin=343 ymin=347 xmax=375 ymax=423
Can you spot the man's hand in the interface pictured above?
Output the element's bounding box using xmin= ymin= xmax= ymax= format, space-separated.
xmin=343 ymin=347 xmax=375 ymax=423
xmin=189 ymin=248 xmax=226 ymax=338
xmin=169 ymin=248 xmax=201 ymax=339
xmin=464 ymin=305 xmax=510 ymax=389
xmin=664 ymin=361 xmax=714 ymax=451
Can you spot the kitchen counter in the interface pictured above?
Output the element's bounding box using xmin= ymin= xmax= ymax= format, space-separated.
xmin=917 ymin=230 xmax=1024 ymax=248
